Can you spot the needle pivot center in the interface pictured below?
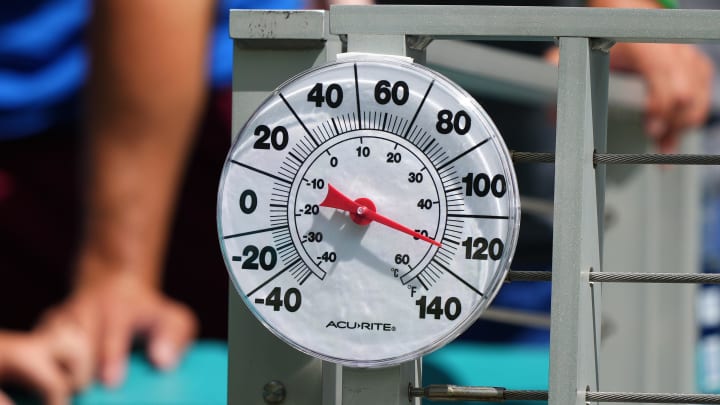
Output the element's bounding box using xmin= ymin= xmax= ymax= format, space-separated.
xmin=350 ymin=197 xmax=375 ymax=226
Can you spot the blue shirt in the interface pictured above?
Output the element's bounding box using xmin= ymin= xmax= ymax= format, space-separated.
xmin=0 ymin=0 xmax=300 ymax=139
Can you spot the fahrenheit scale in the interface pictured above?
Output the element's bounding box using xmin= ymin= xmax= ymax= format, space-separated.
xmin=217 ymin=55 xmax=520 ymax=367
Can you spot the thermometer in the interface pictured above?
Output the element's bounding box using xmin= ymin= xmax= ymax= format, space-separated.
xmin=217 ymin=55 xmax=520 ymax=367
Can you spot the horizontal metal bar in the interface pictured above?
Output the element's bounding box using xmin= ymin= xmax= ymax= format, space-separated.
xmin=428 ymin=41 xmax=720 ymax=114
xmin=426 ymin=41 xmax=560 ymax=106
xmin=229 ymin=10 xmax=327 ymax=47
xmin=331 ymin=6 xmax=720 ymax=43
xmin=408 ymin=385 xmax=510 ymax=402
xmin=507 ymin=271 xmax=720 ymax=284
xmin=409 ymin=385 xmax=720 ymax=403
xmin=481 ymin=307 xmax=551 ymax=329
xmin=227 ymin=11 xmax=720 ymax=111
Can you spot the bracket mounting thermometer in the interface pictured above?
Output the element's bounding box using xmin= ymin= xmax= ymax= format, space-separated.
xmin=217 ymin=54 xmax=520 ymax=367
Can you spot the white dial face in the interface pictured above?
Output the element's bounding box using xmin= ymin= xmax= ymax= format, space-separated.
xmin=218 ymin=56 xmax=520 ymax=367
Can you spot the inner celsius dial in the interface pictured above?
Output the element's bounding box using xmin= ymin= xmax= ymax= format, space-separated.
xmin=289 ymin=132 xmax=447 ymax=284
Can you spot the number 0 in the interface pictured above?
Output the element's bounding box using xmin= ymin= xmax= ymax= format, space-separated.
xmin=239 ymin=190 xmax=257 ymax=214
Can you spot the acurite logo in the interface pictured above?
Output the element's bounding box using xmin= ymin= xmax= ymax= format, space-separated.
xmin=325 ymin=320 xmax=396 ymax=332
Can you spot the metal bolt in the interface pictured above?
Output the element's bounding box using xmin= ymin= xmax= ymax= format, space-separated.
xmin=590 ymin=38 xmax=616 ymax=53
xmin=263 ymin=380 xmax=286 ymax=404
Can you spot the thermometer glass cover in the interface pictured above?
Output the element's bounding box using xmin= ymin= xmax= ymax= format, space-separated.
xmin=217 ymin=56 xmax=520 ymax=367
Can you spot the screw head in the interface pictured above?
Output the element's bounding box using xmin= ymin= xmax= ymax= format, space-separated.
xmin=263 ymin=380 xmax=286 ymax=404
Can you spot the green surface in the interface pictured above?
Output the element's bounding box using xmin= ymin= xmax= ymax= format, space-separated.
xmin=424 ymin=341 xmax=549 ymax=389
xmin=75 ymin=341 xmax=227 ymax=405
xmin=74 ymin=340 xmax=548 ymax=404
xmin=9 ymin=340 xmax=550 ymax=404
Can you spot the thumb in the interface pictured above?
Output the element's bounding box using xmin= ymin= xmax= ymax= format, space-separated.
xmin=0 ymin=390 xmax=14 ymax=405
xmin=146 ymin=301 xmax=197 ymax=370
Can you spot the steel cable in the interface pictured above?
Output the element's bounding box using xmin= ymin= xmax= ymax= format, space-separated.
xmin=510 ymin=151 xmax=720 ymax=165
xmin=411 ymin=386 xmax=720 ymax=403
xmin=506 ymin=271 xmax=720 ymax=284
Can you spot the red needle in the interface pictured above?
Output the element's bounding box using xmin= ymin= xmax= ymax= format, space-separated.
xmin=319 ymin=184 xmax=441 ymax=247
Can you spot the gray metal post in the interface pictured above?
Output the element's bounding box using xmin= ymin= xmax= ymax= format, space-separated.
xmin=548 ymin=37 xmax=607 ymax=405
xmin=590 ymin=40 xmax=610 ymax=263
xmin=228 ymin=10 xmax=340 ymax=405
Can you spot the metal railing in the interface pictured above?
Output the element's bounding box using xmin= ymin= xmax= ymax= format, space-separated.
xmin=228 ymin=6 xmax=720 ymax=404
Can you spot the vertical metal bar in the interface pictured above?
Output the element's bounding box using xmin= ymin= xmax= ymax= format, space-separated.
xmin=642 ymin=136 xmax=700 ymax=392
xmin=320 ymin=29 xmax=423 ymax=405
xmin=590 ymin=40 xmax=610 ymax=265
xmin=228 ymin=294 xmax=323 ymax=404
xmin=228 ymin=11 xmax=337 ymax=405
xmin=589 ymin=39 xmax=610 ymax=403
xmin=322 ymin=363 xmax=343 ymax=404
xmin=334 ymin=362 xmax=420 ymax=405
xmin=548 ymin=37 xmax=605 ymax=405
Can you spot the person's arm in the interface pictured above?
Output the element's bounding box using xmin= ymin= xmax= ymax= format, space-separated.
xmin=82 ymin=0 xmax=212 ymax=288
xmin=40 ymin=0 xmax=212 ymax=388
xmin=588 ymin=0 xmax=714 ymax=152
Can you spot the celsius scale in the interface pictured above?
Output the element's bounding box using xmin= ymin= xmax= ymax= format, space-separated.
xmin=217 ymin=54 xmax=520 ymax=368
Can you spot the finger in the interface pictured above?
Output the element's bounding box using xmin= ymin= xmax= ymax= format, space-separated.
xmin=11 ymin=357 xmax=70 ymax=405
xmin=36 ymin=303 xmax=97 ymax=390
xmin=656 ymin=70 xmax=694 ymax=153
xmin=667 ymin=59 xmax=697 ymax=130
xmin=543 ymin=46 xmax=560 ymax=65
xmin=49 ymin=325 xmax=94 ymax=391
xmin=99 ymin=310 xmax=133 ymax=387
xmin=679 ymin=51 xmax=713 ymax=130
xmin=0 ymin=390 xmax=14 ymax=405
xmin=38 ymin=298 xmax=101 ymax=351
xmin=644 ymin=70 xmax=674 ymax=142
xmin=39 ymin=381 xmax=69 ymax=405
xmin=146 ymin=301 xmax=198 ymax=370
xmin=650 ymin=47 xmax=713 ymax=153
xmin=657 ymin=132 xmax=680 ymax=155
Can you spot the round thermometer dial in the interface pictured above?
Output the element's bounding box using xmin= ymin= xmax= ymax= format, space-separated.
xmin=218 ymin=56 xmax=520 ymax=367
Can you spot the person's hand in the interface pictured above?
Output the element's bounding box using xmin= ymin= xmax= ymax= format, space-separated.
xmin=545 ymin=42 xmax=714 ymax=153
xmin=0 ymin=327 xmax=89 ymax=405
xmin=38 ymin=270 xmax=197 ymax=388
xmin=610 ymin=42 xmax=714 ymax=153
